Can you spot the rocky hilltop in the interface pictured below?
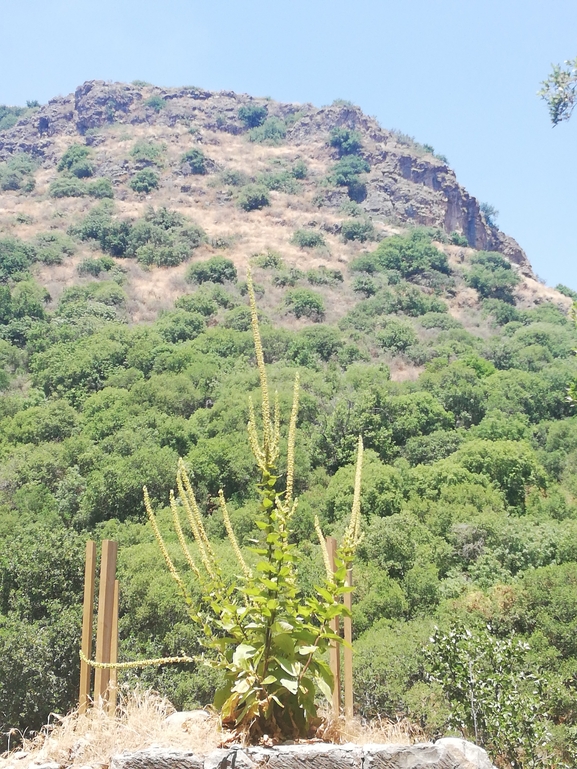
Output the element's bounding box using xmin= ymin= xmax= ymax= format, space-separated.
xmin=0 ymin=80 xmax=532 ymax=272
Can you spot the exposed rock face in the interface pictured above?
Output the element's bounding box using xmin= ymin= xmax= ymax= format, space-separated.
xmin=0 ymin=80 xmax=532 ymax=276
xmin=111 ymin=741 xmax=496 ymax=769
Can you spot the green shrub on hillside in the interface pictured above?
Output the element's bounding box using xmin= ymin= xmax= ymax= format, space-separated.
xmin=341 ymin=219 xmax=375 ymax=242
xmin=257 ymin=170 xmax=300 ymax=194
xmin=237 ymin=183 xmax=270 ymax=211
xmin=291 ymin=229 xmax=326 ymax=248
xmin=186 ymin=256 xmax=237 ymax=284
xmin=49 ymin=177 xmax=87 ymax=198
xmin=465 ymin=251 xmax=520 ymax=303
xmin=350 ymin=231 xmax=449 ymax=278
xmin=181 ymin=148 xmax=207 ymax=175
xmin=144 ymin=95 xmax=166 ymax=112
xmin=330 ymin=155 xmax=370 ymax=202
xmin=130 ymin=140 xmax=166 ymax=165
xmin=129 ymin=168 xmax=160 ymax=193
xmin=285 ymin=288 xmax=325 ymax=321
xmin=58 ymin=144 xmax=93 ymax=178
xmin=329 ymin=126 xmax=363 ymax=156
xmin=238 ymin=103 xmax=268 ymax=128
xmin=248 ymin=117 xmax=287 ymax=145
xmin=0 ymin=153 xmax=36 ymax=192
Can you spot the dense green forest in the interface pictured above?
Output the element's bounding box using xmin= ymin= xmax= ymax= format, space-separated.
xmin=1 ymin=88 xmax=577 ymax=764
xmin=2 ymin=222 xmax=577 ymax=758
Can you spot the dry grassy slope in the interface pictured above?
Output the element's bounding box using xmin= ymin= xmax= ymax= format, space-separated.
xmin=0 ymin=80 xmax=571 ymax=332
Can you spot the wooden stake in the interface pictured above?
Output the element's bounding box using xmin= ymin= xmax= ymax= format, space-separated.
xmin=94 ymin=540 xmax=117 ymax=708
xmin=79 ymin=540 xmax=96 ymax=714
xmin=108 ymin=579 xmax=119 ymax=716
xmin=343 ymin=566 xmax=353 ymax=720
xmin=326 ymin=536 xmax=341 ymax=716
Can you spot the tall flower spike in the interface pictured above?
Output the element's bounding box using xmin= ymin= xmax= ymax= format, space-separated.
xmin=286 ymin=372 xmax=300 ymax=507
xmin=248 ymin=397 xmax=266 ymax=469
xmin=314 ymin=515 xmax=333 ymax=581
xmin=343 ymin=436 xmax=364 ymax=560
xmin=170 ymin=489 xmax=202 ymax=580
xmin=246 ymin=268 xmax=271 ymax=459
xmin=218 ymin=489 xmax=252 ymax=579
xmin=144 ymin=486 xmax=193 ymax=605
xmin=176 ymin=463 xmax=218 ymax=580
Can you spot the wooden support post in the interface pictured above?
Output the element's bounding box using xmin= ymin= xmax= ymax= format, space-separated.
xmin=94 ymin=540 xmax=118 ymax=708
xmin=79 ymin=540 xmax=97 ymax=715
xmin=108 ymin=579 xmax=119 ymax=716
xmin=343 ymin=566 xmax=353 ymax=721
xmin=326 ymin=536 xmax=341 ymax=716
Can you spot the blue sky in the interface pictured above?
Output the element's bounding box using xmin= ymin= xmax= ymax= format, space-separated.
xmin=3 ymin=0 xmax=577 ymax=288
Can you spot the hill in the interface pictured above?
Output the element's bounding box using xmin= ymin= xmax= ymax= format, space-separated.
xmin=1 ymin=81 xmax=577 ymax=766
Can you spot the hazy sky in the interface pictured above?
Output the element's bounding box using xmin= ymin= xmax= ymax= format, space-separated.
xmin=2 ymin=0 xmax=577 ymax=288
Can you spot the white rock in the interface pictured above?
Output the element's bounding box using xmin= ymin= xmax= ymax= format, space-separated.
xmin=164 ymin=711 xmax=210 ymax=728
xmin=436 ymin=738 xmax=494 ymax=769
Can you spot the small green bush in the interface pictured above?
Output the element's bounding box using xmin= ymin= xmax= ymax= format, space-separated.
xmin=257 ymin=170 xmax=299 ymax=194
xmin=273 ymin=268 xmax=304 ymax=288
xmin=237 ymin=184 xmax=270 ymax=211
xmin=353 ymin=276 xmax=378 ymax=296
xmin=351 ymin=231 xmax=449 ymax=278
xmin=186 ymin=257 xmax=237 ymax=284
xmin=248 ymin=117 xmax=287 ymax=145
xmin=306 ymin=267 xmax=343 ymax=286
xmin=129 ymin=168 xmax=159 ymax=193
xmin=251 ymin=250 xmax=284 ymax=269
xmin=450 ymin=231 xmax=469 ymax=247
xmin=555 ymin=283 xmax=577 ymax=300
xmin=480 ymin=202 xmax=499 ymax=228
xmin=330 ymin=155 xmax=370 ymax=186
xmin=238 ymin=104 xmax=268 ymax=128
xmin=221 ymin=169 xmax=250 ymax=187
xmin=144 ymin=95 xmax=166 ymax=112
xmin=181 ymin=148 xmax=207 ymax=175
xmin=58 ymin=145 xmax=93 ymax=177
xmin=0 ymin=154 xmax=36 ymax=192
xmin=291 ymin=229 xmax=326 ymax=249
xmin=465 ymin=252 xmax=519 ymax=303
xmin=87 ymin=178 xmax=114 ymax=198
xmin=77 ymin=256 xmax=116 ymax=276
xmin=49 ymin=177 xmax=87 ymax=198
xmin=285 ymin=288 xmax=325 ymax=321
xmin=341 ymin=219 xmax=375 ymax=242
xmin=377 ymin=319 xmax=418 ymax=353
xmin=329 ymin=155 xmax=370 ymax=201
xmin=34 ymin=232 xmax=76 ymax=264
xmin=291 ymin=159 xmax=308 ymax=179
xmin=329 ymin=127 xmax=362 ymax=156
xmin=130 ymin=140 xmax=166 ymax=165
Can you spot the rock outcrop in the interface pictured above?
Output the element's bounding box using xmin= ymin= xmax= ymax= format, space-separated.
xmin=111 ymin=741 xmax=496 ymax=769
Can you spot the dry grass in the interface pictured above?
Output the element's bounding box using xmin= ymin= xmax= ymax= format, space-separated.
xmin=0 ymin=690 xmax=427 ymax=769
xmin=0 ymin=689 xmax=222 ymax=769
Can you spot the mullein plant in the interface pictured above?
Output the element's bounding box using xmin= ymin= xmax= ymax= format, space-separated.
xmin=82 ymin=271 xmax=364 ymax=741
